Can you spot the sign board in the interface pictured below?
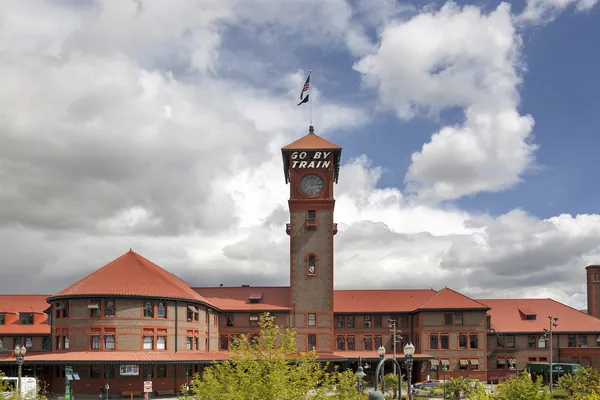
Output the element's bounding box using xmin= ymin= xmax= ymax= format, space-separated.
xmin=144 ymin=381 xmax=152 ymax=393
xmin=290 ymin=151 xmax=332 ymax=169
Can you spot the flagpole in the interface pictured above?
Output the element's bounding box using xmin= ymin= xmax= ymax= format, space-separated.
xmin=309 ymin=69 xmax=313 ymax=128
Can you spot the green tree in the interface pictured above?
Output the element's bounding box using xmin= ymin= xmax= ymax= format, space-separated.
xmin=558 ymin=367 xmax=600 ymax=396
xmin=443 ymin=377 xmax=481 ymax=400
xmin=491 ymin=374 xmax=550 ymax=400
xmin=181 ymin=313 xmax=361 ymax=400
xmin=0 ymin=370 xmax=48 ymax=400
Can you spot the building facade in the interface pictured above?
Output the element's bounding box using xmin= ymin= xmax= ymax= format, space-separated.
xmin=2 ymin=127 xmax=600 ymax=395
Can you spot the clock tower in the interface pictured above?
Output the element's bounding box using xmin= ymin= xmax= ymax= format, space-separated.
xmin=282 ymin=126 xmax=342 ymax=353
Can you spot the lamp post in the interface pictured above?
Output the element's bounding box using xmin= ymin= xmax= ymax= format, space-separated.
xmin=368 ymin=357 xmax=403 ymax=400
xmin=185 ymin=369 xmax=190 ymax=393
xmin=442 ymin=364 xmax=447 ymax=400
xmin=355 ymin=366 xmax=366 ymax=393
xmin=14 ymin=345 xmax=27 ymax=398
xmin=543 ymin=316 xmax=558 ymax=393
xmin=404 ymin=342 xmax=415 ymax=400
xmin=378 ymin=346 xmax=386 ymax=393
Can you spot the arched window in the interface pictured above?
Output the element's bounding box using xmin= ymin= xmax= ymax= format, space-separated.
xmin=307 ymin=255 xmax=316 ymax=275
xmin=144 ymin=301 xmax=154 ymax=318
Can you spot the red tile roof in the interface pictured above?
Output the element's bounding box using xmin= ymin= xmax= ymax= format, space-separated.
xmin=480 ymin=298 xmax=600 ymax=333
xmin=194 ymin=287 xmax=290 ymax=311
xmin=49 ymin=250 xmax=214 ymax=307
xmin=418 ymin=288 xmax=489 ymax=310
xmin=0 ymin=295 xmax=50 ymax=335
xmin=0 ymin=351 xmax=229 ymax=364
xmin=334 ymin=290 xmax=436 ymax=313
xmin=282 ymin=131 xmax=341 ymax=150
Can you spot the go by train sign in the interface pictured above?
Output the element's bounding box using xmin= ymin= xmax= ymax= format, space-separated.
xmin=290 ymin=151 xmax=332 ymax=169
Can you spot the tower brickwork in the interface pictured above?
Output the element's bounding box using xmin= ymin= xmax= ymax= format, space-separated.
xmin=586 ymin=265 xmax=600 ymax=318
xmin=282 ymin=126 xmax=341 ymax=353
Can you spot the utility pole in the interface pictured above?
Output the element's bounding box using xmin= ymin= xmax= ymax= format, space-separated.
xmin=388 ymin=319 xmax=403 ymax=376
xmin=543 ymin=316 xmax=559 ymax=393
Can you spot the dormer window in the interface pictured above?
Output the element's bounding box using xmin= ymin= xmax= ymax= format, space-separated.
xmin=0 ymin=313 xmax=5 ymax=325
xmin=20 ymin=313 xmax=34 ymax=325
xmin=249 ymin=292 xmax=262 ymax=304
xmin=519 ymin=308 xmax=536 ymax=320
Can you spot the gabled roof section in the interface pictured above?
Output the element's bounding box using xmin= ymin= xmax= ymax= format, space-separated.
xmin=49 ymin=250 xmax=214 ymax=307
xmin=194 ymin=286 xmax=290 ymax=311
xmin=480 ymin=298 xmax=600 ymax=333
xmin=0 ymin=295 xmax=51 ymax=335
xmin=417 ymin=287 xmax=490 ymax=311
xmin=334 ymin=290 xmax=437 ymax=313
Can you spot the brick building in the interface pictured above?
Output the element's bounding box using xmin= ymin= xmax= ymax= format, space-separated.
xmin=1 ymin=128 xmax=600 ymax=395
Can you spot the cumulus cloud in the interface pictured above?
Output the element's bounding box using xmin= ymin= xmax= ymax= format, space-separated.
xmin=355 ymin=2 xmax=539 ymax=202
xmin=0 ymin=0 xmax=598 ymax=314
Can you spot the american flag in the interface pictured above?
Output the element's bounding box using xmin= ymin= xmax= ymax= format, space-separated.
xmin=297 ymin=70 xmax=311 ymax=106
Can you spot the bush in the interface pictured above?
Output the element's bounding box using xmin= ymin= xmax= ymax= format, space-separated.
xmin=491 ymin=374 xmax=550 ymax=400
xmin=558 ymin=367 xmax=600 ymax=396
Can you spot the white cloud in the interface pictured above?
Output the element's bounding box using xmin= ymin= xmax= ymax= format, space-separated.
xmin=0 ymin=0 xmax=598 ymax=315
xmin=355 ymin=2 xmax=540 ymax=202
xmin=517 ymin=0 xmax=599 ymax=24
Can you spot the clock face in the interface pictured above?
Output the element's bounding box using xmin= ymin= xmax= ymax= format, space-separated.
xmin=299 ymin=174 xmax=324 ymax=196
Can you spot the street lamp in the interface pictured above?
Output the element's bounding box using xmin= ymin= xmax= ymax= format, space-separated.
xmin=404 ymin=342 xmax=415 ymax=400
xmin=185 ymin=368 xmax=190 ymax=393
xmin=377 ymin=346 xmax=386 ymax=393
xmin=355 ymin=366 xmax=366 ymax=393
xmin=15 ymin=345 xmax=27 ymax=398
xmin=543 ymin=316 xmax=559 ymax=393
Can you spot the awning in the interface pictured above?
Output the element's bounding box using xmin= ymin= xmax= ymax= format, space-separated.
xmin=87 ymin=301 xmax=100 ymax=309
xmin=441 ymin=359 xmax=449 ymax=366
xmin=459 ymin=359 xmax=468 ymax=366
xmin=498 ymin=358 xmax=506 ymax=365
xmin=249 ymin=316 xmax=259 ymax=321
xmin=430 ymin=359 xmax=439 ymax=366
xmin=249 ymin=292 xmax=263 ymax=300
xmin=470 ymin=359 xmax=479 ymax=365
xmin=187 ymin=305 xmax=198 ymax=313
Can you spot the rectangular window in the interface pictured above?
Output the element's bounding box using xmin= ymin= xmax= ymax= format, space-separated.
xmin=307 ymin=210 xmax=316 ymax=219
xmin=157 ymin=336 xmax=166 ymax=350
xmin=337 ymin=316 xmax=345 ymax=328
xmin=539 ymin=357 xmax=547 ymax=362
xmin=187 ymin=337 xmax=193 ymax=350
xmin=430 ymin=334 xmax=439 ymax=350
xmin=194 ymin=337 xmax=199 ymax=350
xmin=0 ymin=313 xmax=4 ymax=325
xmin=42 ymin=337 xmax=51 ymax=351
xmin=63 ymin=336 xmax=69 ymax=349
xmin=374 ymin=315 xmax=382 ymax=328
xmin=24 ymin=337 xmax=33 ymax=349
xmin=347 ymin=336 xmax=355 ymax=350
xmin=470 ymin=359 xmax=479 ymax=370
xmin=440 ymin=334 xmax=449 ymax=350
xmin=144 ymin=301 xmax=154 ymax=318
xmin=91 ymin=335 xmax=101 ymax=350
xmin=528 ymin=357 xmax=537 ymax=362
xmin=579 ymin=335 xmax=587 ymax=347
xmin=364 ymin=316 xmax=372 ymax=328
xmin=143 ymin=365 xmax=153 ymax=379
xmin=486 ymin=315 xmax=491 ymax=330
xmin=90 ymin=300 xmax=101 ymax=318
xmin=469 ymin=333 xmax=478 ymax=349
xmin=444 ymin=313 xmax=453 ymax=325
xmin=157 ymin=302 xmax=167 ymax=319
xmin=496 ymin=358 xmax=506 ymax=369
xmin=459 ymin=333 xmax=468 ymax=349
xmin=55 ymin=335 xmax=60 ymax=350
xmin=337 ymin=336 xmax=345 ymax=351
xmin=374 ymin=335 xmax=383 ymax=349
xmin=308 ymin=334 xmax=317 ymax=350
xmin=90 ymin=365 xmax=102 ymax=379
xmin=459 ymin=359 xmax=468 ymax=370
xmin=538 ymin=336 xmax=546 ymax=348
xmin=347 ymin=316 xmax=355 ymax=328
xmin=157 ymin=365 xmax=167 ymax=378
xmin=104 ymin=335 xmax=115 ymax=350
xmin=143 ymin=336 xmax=154 ymax=350
xmin=249 ymin=314 xmax=259 ymax=327
xmin=528 ymin=335 xmax=537 ymax=348
xmin=105 ymin=365 xmax=115 ymax=379
xmin=400 ymin=315 xmax=409 ymax=328
xmin=226 ymin=315 xmax=234 ymax=327
xmin=19 ymin=313 xmax=34 ymax=325
xmin=308 ymin=313 xmax=316 ymax=326
xmin=568 ymin=334 xmax=576 ymax=347
xmin=104 ymin=300 xmax=115 ymax=317
xmin=364 ymin=336 xmax=373 ymax=350
xmin=505 ymin=335 xmax=515 ymax=348
xmin=118 ymin=365 xmax=138 ymax=377
xmin=455 ymin=313 xmax=463 ymax=325
xmin=220 ymin=335 xmax=228 ymax=350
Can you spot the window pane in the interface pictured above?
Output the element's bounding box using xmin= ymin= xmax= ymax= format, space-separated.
xmin=347 ymin=336 xmax=355 ymax=350
xmin=348 ymin=317 xmax=355 ymax=328
xmin=441 ymin=334 xmax=449 ymax=349
xmin=430 ymin=334 xmax=438 ymax=349
xmin=157 ymin=302 xmax=167 ymax=318
xmin=308 ymin=334 xmax=317 ymax=350
xmin=337 ymin=316 xmax=345 ymax=328
xmin=104 ymin=300 xmax=115 ymax=317
xmin=143 ymin=336 xmax=153 ymax=350
xmin=454 ymin=313 xmax=463 ymax=325
xmin=444 ymin=313 xmax=453 ymax=325
xmin=469 ymin=334 xmax=478 ymax=349
xmin=337 ymin=336 xmax=345 ymax=350
xmin=144 ymin=302 xmax=154 ymax=318
xmin=374 ymin=335 xmax=382 ymax=349
xmin=459 ymin=334 xmax=467 ymax=349
xmin=364 ymin=336 xmax=373 ymax=350
xmin=157 ymin=336 xmax=166 ymax=350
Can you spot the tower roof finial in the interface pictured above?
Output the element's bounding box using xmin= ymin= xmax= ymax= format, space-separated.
xmin=309 ymin=125 xmax=314 ymax=134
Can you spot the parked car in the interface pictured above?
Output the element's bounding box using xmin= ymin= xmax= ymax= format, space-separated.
xmin=413 ymin=379 xmax=442 ymax=388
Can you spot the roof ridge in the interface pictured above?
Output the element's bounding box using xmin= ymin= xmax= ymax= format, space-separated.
xmin=547 ymin=298 xmax=600 ymax=321
xmin=417 ymin=287 xmax=489 ymax=309
xmin=443 ymin=287 xmax=490 ymax=308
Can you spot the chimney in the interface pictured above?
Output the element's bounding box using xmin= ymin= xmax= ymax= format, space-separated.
xmin=586 ymin=265 xmax=600 ymax=318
